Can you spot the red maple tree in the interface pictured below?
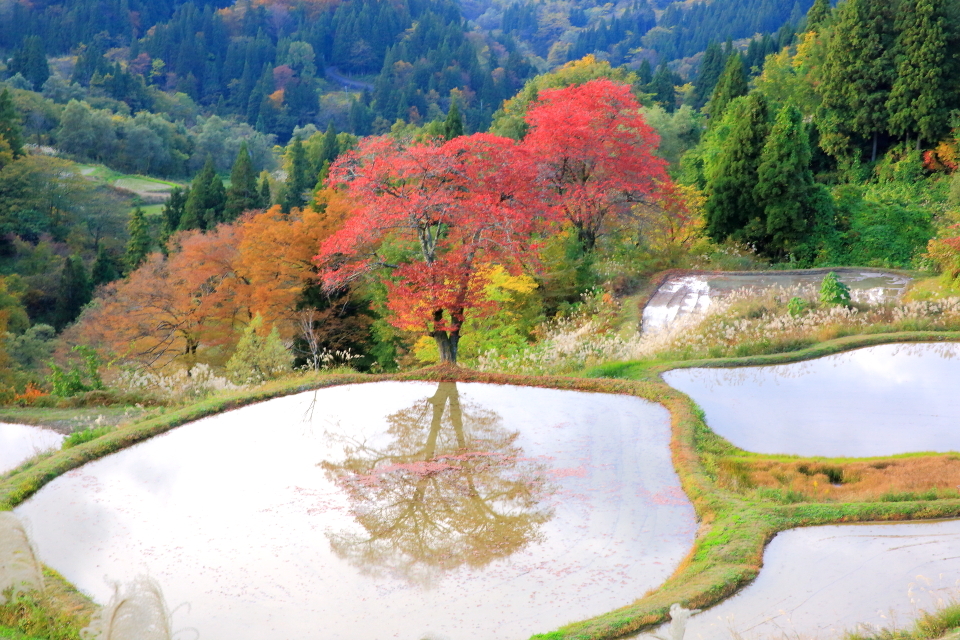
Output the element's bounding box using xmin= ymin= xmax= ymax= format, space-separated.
xmin=522 ymin=78 xmax=669 ymax=251
xmin=315 ymin=133 xmax=542 ymax=363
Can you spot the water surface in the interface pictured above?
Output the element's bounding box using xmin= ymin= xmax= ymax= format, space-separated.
xmin=643 ymin=271 xmax=911 ymax=333
xmin=0 ymin=423 xmax=64 ymax=475
xmin=15 ymin=381 xmax=695 ymax=640
xmin=663 ymin=343 xmax=960 ymax=457
xmin=672 ymin=519 xmax=960 ymax=640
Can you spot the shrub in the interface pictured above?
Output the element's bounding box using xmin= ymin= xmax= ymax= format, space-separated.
xmin=819 ymin=272 xmax=851 ymax=306
xmin=62 ymin=426 xmax=114 ymax=449
xmin=226 ymin=314 xmax=293 ymax=385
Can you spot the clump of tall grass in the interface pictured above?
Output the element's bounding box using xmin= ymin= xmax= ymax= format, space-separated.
xmin=844 ymin=601 xmax=960 ymax=640
xmin=112 ymin=363 xmax=242 ymax=404
xmin=477 ymin=286 xmax=960 ymax=375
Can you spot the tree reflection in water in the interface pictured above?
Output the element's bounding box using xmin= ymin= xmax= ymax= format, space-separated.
xmin=320 ymin=382 xmax=555 ymax=585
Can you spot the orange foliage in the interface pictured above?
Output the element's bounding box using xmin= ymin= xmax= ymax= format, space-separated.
xmin=70 ymin=204 xmax=351 ymax=370
xmin=923 ymin=137 xmax=959 ymax=172
xmin=13 ymin=383 xmax=48 ymax=406
xmin=926 ymin=234 xmax=960 ymax=280
xmin=723 ymin=456 xmax=960 ymax=503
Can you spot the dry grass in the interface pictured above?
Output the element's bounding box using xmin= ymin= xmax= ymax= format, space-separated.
xmin=720 ymin=455 xmax=960 ymax=503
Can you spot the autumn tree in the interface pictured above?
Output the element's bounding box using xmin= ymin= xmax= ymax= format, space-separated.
xmin=316 ymin=133 xmax=542 ymax=364
xmin=521 ymin=78 xmax=669 ymax=253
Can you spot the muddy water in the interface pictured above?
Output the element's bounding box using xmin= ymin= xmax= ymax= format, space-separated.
xmin=642 ymin=271 xmax=911 ymax=333
xmin=663 ymin=343 xmax=960 ymax=457
xmin=0 ymin=423 xmax=64 ymax=474
xmin=14 ymin=382 xmax=695 ymax=640
xmin=670 ymin=519 xmax=960 ymax=640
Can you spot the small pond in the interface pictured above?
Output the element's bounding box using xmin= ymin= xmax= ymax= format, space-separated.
xmin=0 ymin=423 xmax=64 ymax=475
xmin=668 ymin=519 xmax=960 ymax=640
xmin=642 ymin=271 xmax=911 ymax=333
xmin=663 ymin=343 xmax=960 ymax=457
xmin=14 ymin=381 xmax=695 ymax=640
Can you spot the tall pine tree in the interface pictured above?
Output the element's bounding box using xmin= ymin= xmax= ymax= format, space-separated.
xmin=181 ymin=158 xmax=226 ymax=230
xmin=0 ymin=89 xmax=24 ymax=157
xmin=693 ymin=41 xmax=725 ymax=109
xmin=806 ymin=0 xmax=832 ymax=31
xmin=708 ymin=53 xmax=748 ymax=124
xmin=755 ymin=104 xmax=829 ymax=258
xmin=225 ymin=142 xmax=259 ymax=220
xmin=126 ymin=206 xmax=152 ymax=272
xmin=443 ymin=100 xmax=465 ymax=140
xmin=817 ymin=0 xmax=896 ymax=160
xmin=706 ymin=93 xmax=771 ymax=242
xmin=53 ymin=255 xmax=92 ymax=331
xmin=886 ymin=0 xmax=953 ymax=148
xmin=283 ymin=137 xmax=311 ymax=212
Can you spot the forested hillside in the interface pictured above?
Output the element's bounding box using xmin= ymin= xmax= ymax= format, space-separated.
xmin=0 ymin=0 xmax=959 ymax=403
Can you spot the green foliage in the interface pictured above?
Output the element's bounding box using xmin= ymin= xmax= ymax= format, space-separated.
xmin=124 ymin=206 xmax=151 ymax=272
xmin=705 ymin=94 xmax=770 ymax=242
xmin=442 ymin=101 xmax=464 ymax=140
xmin=829 ymin=187 xmax=935 ymax=268
xmin=52 ymin=255 xmax=92 ymax=331
xmin=282 ymin=137 xmax=311 ymax=213
xmin=90 ymin=245 xmax=122 ymax=286
xmin=819 ymin=271 xmax=852 ymax=306
xmin=62 ymin=426 xmax=114 ymax=449
xmin=708 ymin=53 xmax=748 ymax=123
xmin=224 ymin=142 xmax=259 ymax=221
xmin=181 ymin=157 xmax=225 ymax=231
xmin=47 ymin=346 xmax=104 ymax=397
xmin=806 ymin=0 xmax=832 ymax=31
xmin=755 ymin=103 xmax=828 ymax=258
xmin=226 ymin=314 xmax=293 ymax=385
xmin=0 ymin=89 xmax=24 ymax=157
xmin=787 ymin=296 xmax=809 ymax=316
xmin=886 ymin=0 xmax=953 ymax=146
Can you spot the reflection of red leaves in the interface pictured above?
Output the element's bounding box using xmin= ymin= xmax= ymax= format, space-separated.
xmin=341 ymin=451 xmax=514 ymax=489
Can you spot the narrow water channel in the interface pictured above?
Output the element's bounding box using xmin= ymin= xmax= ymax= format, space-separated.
xmin=674 ymin=519 xmax=960 ymax=640
xmin=14 ymin=382 xmax=695 ymax=640
xmin=0 ymin=423 xmax=64 ymax=475
xmin=663 ymin=343 xmax=960 ymax=457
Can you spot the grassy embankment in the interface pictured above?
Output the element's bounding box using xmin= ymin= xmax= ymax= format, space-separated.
xmin=2 ymin=330 xmax=960 ymax=639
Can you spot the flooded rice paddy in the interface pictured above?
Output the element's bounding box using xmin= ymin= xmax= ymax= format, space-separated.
xmin=663 ymin=342 xmax=960 ymax=457
xmin=0 ymin=423 xmax=64 ymax=475
xmin=673 ymin=519 xmax=960 ymax=640
xmin=14 ymin=381 xmax=695 ymax=640
xmin=642 ymin=271 xmax=911 ymax=333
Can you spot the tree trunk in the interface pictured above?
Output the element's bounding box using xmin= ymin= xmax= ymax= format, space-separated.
xmin=432 ymin=330 xmax=460 ymax=363
xmin=871 ymin=132 xmax=878 ymax=163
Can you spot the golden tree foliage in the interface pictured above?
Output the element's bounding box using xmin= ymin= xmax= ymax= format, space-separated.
xmin=69 ymin=203 xmax=350 ymax=370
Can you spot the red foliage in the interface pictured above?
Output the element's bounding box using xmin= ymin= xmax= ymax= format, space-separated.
xmin=316 ymin=133 xmax=544 ymax=360
xmin=521 ymin=78 xmax=669 ymax=249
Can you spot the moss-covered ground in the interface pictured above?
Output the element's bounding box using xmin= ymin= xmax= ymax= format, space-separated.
xmin=2 ymin=330 xmax=960 ymax=639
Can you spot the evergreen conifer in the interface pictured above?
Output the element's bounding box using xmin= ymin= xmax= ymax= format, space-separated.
xmin=708 ymin=53 xmax=748 ymax=123
xmin=91 ymin=245 xmax=122 ymax=286
xmin=755 ymin=104 xmax=828 ymax=258
xmin=53 ymin=255 xmax=92 ymax=331
xmin=806 ymin=0 xmax=832 ymax=31
xmin=258 ymin=173 xmax=272 ymax=208
xmin=125 ymin=206 xmax=152 ymax=272
xmin=706 ymin=93 xmax=771 ymax=242
xmin=443 ymin=100 xmax=465 ymax=140
xmin=0 ymin=89 xmax=24 ymax=157
xmin=182 ymin=158 xmax=226 ymax=230
xmin=886 ymin=0 xmax=951 ymax=147
xmin=283 ymin=137 xmax=311 ymax=212
xmin=225 ymin=142 xmax=259 ymax=220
